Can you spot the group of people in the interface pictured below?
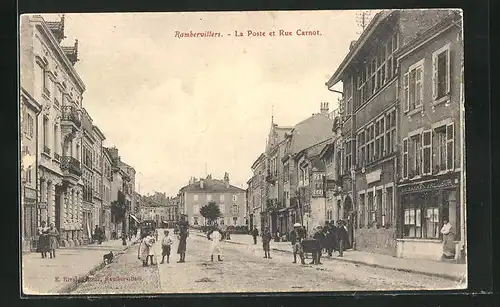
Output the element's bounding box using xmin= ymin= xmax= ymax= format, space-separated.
xmin=250 ymin=220 xmax=351 ymax=265
xmin=36 ymin=221 xmax=59 ymax=259
xmin=138 ymin=222 xmax=190 ymax=266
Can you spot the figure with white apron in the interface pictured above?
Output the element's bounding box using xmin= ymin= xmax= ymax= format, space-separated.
xmin=207 ymin=226 xmax=223 ymax=262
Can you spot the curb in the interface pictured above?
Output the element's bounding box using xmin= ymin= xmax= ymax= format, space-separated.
xmin=194 ymin=233 xmax=464 ymax=282
xmin=50 ymin=241 xmax=139 ymax=294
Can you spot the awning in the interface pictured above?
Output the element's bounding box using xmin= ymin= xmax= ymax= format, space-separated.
xmin=129 ymin=214 xmax=139 ymax=223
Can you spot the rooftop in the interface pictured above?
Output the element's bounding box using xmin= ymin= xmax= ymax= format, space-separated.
xmin=180 ymin=178 xmax=245 ymax=193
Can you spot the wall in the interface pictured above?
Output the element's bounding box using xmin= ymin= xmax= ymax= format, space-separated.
xmin=308 ymin=197 xmax=326 ymax=235
xmin=185 ymin=190 xmax=247 ymax=226
xmin=355 ymin=81 xmax=398 ymax=130
xmin=398 ymin=25 xmax=462 ymax=170
xmin=355 ymin=228 xmax=397 ymax=256
xmin=396 ymin=238 xmax=460 ymax=261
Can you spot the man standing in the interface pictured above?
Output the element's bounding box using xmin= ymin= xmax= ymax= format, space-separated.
xmin=310 ymin=226 xmax=324 ymax=265
xmin=289 ymin=223 xmax=305 ymax=264
xmin=207 ymin=225 xmax=223 ymax=262
xmin=251 ymin=226 xmax=259 ymax=244
xmin=160 ymin=230 xmax=173 ymax=264
xmin=262 ymin=227 xmax=272 ymax=259
xmin=337 ymin=220 xmax=350 ymax=257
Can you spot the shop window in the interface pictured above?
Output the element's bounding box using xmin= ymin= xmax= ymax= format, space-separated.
xmin=403 ymin=194 xmax=423 ymax=238
xmin=384 ymin=187 xmax=394 ymax=227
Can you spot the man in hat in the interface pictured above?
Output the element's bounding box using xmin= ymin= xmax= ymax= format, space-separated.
xmin=262 ymin=227 xmax=272 ymax=259
xmin=337 ymin=220 xmax=350 ymax=257
xmin=289 ymin=223 xmax=305 ymax=264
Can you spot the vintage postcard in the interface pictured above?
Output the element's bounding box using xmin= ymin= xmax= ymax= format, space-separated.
xmin=19 ymin=9 xmax=466 ymax=295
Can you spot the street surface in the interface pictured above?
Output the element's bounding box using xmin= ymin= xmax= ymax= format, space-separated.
xmin=71 ymin=229 xmax=459 ymax=294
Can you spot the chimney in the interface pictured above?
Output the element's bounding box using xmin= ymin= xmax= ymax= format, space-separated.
xmin=320 ymin=102 xmax=329 ymax=115
xmin=224 ymin=172 xmax=230 ymax=188
xmin=349 ymin=40 xmax=357 ymax=51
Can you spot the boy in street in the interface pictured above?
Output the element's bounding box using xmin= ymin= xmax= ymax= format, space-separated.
xmin=251 ymin=226 xmax=259 ymax=244
xmin=160 ymin=230 xmax=173 ymax=264
xmin=262 ymin=227 xmax=272 ymax=259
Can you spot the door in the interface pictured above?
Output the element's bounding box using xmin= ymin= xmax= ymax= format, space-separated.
xmin=54 ymin=189 xmax=61 ymax=232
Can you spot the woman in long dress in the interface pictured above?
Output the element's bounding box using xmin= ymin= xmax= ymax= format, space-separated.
xmin=47 ymin=222 xmax=59 ymax=259
xmin=440 ymin=218 xmax=455 ymax=259
xmin=36 ymin=221 xmax=49 ymax=258
xmin=139 ymin=233 xmax=152 ymax=266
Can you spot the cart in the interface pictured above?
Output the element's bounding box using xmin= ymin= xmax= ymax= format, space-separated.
xmin=300 ymin=238 xmax=321 ymax=260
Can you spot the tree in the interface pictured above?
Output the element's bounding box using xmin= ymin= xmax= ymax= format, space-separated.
xmin=200 ymin=201 xmax=222 ymax=226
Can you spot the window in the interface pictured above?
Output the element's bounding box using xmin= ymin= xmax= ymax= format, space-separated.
xmin=403 ymin=193 xmax=440 ymax=239
xmin=220 ymin=194 xmax=225 ymax=202
xmin=193 ymin=204 xmax=199 ymax=214
xmin=433 ymin=44 xmax=451 ymax=100
xmin=219 ymin=204 xmax=225 ymax=214
xmin=233 ymin=217 xmax=238 ymax=225
xmin=422 ymin=130 xmax=432 ymax=175
xmin=357 ymin=131 xmax=365 ymax=166
xmin=42 ymin=117 xmax=49 ymax=152
xmin=35 ymin=62 xmax=44 ymax=100
xmin=403 ymin=195 xmax=423 ymax=238
xmin=194 ymin=194 xmax=198 ymax=201
xmin=232 ymin=195 xmax=237 ymax=201
xmin=409 ymin=134 xmax=422 ymax=177
xmin=402 ymin=138 xmax=408 ymax=179
xmin=404 ymin=60 xmax=424 ymax=112
xmin=344 ymin=140 xmax=352 ymax=172
xmin=231 ymin=204 xmax=239 ymax=215
xmin=43 ymin=71 xmax=51 ymax=96
xmin=25 ymin=167 xmax=32 ymax=183
xmin=434 ymin=123 xmax=455 ymax=172
xmin=367 ymin=191 xmax=375 ymax=225
xmin=193 ymin=217 xmax=199 ymax=225
xmin=53 ymin=125 xmax=58 ymax=155
xmin=24 ymin=113 xmax=34 ymax=138
xmin=207 ymin=194 xmax=212 ymax=201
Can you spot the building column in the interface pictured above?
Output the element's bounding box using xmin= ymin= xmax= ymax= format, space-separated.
xmin=49 ymin=181 xmax=56 ymax=225
xmin=60 ymin=190 xmax=68 ymax=246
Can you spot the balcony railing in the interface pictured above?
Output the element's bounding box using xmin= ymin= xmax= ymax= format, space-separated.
xmin=61 ymin=105 xmax=81 ymax=127
xmin=61 ymin=156 xmax=82 ymax=176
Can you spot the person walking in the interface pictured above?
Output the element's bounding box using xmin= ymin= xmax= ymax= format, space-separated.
xmin=36 ymin=221 xmax=49 ymax=259
xmin=251 ymin=226 xmax=259 ymax=244
xmin=207 ymin=225 xmax=223 ymax=262
xmin=139 ymin=232 xmax=155 ymax=266
xmin=262 ymin=227 xmax=272 ymax=259
xmin=440 ymin=218 xmax=456 ymax=260
xmin=47 ymin=222 xmax=59 ymax=259
xmin=337 ymin=220 xmax=350 ymax=257
xmin=289 ymin=223 xmax=305 ymax=264
xmin=160 ymin=230 xmax=173 ymax=264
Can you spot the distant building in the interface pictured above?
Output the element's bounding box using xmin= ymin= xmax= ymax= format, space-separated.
xmin=247 ymin=153 xmax=266 ymax=231
xmin=179 ymin=174 xmax=246 ymax=227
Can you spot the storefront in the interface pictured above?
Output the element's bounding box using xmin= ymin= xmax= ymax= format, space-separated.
xmin=396 ymin=174 xmax=461 ymax=261
xmin=23 ymin=187 xmax=38 ymax=252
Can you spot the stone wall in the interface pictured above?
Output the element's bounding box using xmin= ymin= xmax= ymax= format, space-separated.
xmin=354 ymin=227 xmax=397 ymax=256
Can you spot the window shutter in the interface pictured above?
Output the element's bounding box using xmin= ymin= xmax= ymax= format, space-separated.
xmin=432 ymin=52 xmax=438 ymax=99
xmin=446 ymin=123 xmax=455 ymax=170
xmin=446 ymin=48 xmax=451 ymax=95
xmin=416 ymin=66 xmax=423 ymax=107
xmin=404 ymin=72 xmax=409 ymax=112
xmin=402 ymin=138 xmax=408 ymax=179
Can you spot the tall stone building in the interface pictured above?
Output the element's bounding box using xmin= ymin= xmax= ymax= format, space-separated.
xmin=20 ymin=15 xmax=86 ymax=247
xmin=325 ymin=9 xmax=462 ymax=259
xmin=179 ymin=174 xmax=246 ymax=227
xmin=246 ymin=153 xmax=266 ymax=231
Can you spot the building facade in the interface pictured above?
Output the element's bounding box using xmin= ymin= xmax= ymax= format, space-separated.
xmin=281 ymin=104 xmax=334 ymax=235
xmin=247 ymin=153 xmax=266 ymax=232
xmin=20 ymin=91 xmax=42 ymax=252
xmin=101 ymin=148 xmax=113 ymax=239
xmin=20 ymin=14 xmax=87 ymax=248
xmin=92 ymin=125 xmax=105 ymax=235
xmin=108 ymin=147 xmax=133 ymax=237
xmin=395 ymin=12 xmax=464 ymax=261
xmin=325 ymin=9 xmax=461 ymax=258
xmin=179 ymin=174 xmax=246 ymax=227
xmin=81 ymin=108 xmax=95 ymax=242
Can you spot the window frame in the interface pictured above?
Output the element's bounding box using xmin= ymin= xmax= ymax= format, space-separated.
xmin=432 ymin=43 xmax=451 ymax=101
xmin=402 ymin=138 xmax=409 ymax=179
xmin=404 ymin=59 xmax=425 ymax=113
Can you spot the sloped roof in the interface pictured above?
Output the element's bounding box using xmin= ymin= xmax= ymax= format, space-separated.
xmin=180 ymin=178 xmax=245 ymax=193
xmin=288 ymin=114 xmax=334 ymax=155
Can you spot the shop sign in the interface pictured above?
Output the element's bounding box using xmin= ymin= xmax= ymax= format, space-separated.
xmin=366 ymin=169 xmax=381 ymax=184
xmin=400 ymin=178 xmax=458 ymax=194
xmin=24 ymin=187 xmax=36 ymax=200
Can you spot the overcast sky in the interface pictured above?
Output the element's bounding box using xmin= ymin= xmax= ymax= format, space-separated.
xmin=40 ymin=10 xmax=374 ymax=196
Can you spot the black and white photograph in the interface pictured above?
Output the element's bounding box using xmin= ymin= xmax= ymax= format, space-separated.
xmin=19 ymin=9 xmax=467 ymax=295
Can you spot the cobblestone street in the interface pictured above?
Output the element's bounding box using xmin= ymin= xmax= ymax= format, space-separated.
xmin=71 ymin=229 xmax=461 ymax=294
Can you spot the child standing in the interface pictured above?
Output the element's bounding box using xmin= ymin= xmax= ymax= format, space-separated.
xmin=160 ymin=230 xmax=173 ymax=264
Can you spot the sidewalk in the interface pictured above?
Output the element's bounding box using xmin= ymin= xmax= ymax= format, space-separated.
xmin=22 ymin=238 xmax=140 ymax=295
xmin=196 ymin=232 xmax=467 ymax=282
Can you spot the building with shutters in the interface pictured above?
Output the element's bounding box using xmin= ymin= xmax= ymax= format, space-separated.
xmin=179 ymin=173 xmax=246 ymax=227
xmin=394 ymin=12 xmax=464 ymax=261
xmin=325 ymin=9 xmax=463 ymax=260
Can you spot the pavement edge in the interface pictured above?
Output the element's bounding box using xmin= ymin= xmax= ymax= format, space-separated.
xmin=50 ymin=240 xmax=140 ymax=294
xmin=193 ymin=233 xmax=465 ymax=283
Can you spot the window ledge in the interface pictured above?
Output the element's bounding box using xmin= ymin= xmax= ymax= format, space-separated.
xmin=405 ymin=106 xmax=423 ymax=117
xmin=432 ymin=95 xmax=450 ymax=107
xmin=41 ymin=152 xmax=51 ymax=159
